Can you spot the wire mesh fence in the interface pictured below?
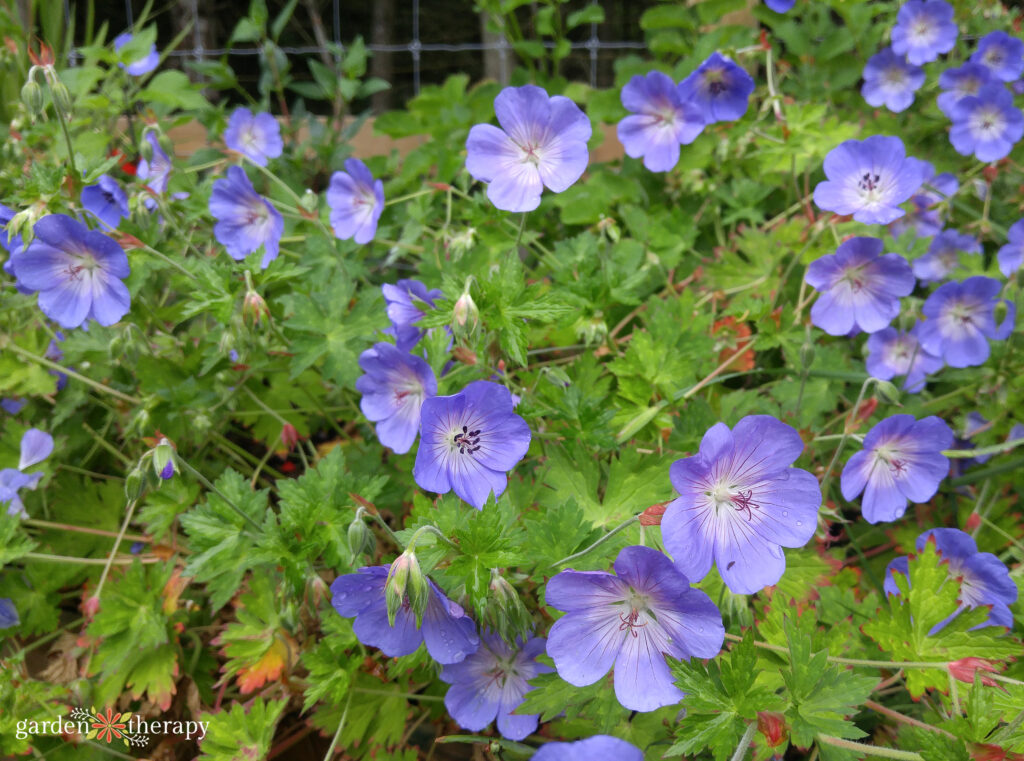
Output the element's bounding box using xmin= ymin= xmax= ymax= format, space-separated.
xmin=63 ymin=0 xmax=652 ymax=104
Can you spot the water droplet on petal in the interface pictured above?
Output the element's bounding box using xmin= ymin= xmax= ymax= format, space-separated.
xmin=796 ymin=520 xmax=803 ymax=526
xmin=782 ymin=511 xmax=788 ymax=517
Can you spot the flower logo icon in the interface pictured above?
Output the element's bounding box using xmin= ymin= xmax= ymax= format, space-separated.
xmin=90 ymin=707 xmax=128 ymax=743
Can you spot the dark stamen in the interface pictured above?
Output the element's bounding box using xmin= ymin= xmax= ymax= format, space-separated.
xmin=732 ymin=490 xmax=760 ymax=521
xmin=618 ymin=608 xmax=647 ymax=638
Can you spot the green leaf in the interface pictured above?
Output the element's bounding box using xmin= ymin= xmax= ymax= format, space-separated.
xmin=781 ymin=617 xmax=876 ymax=747
xmin=567 ymin=4 xmax=605 ymax=28
xmin=199 ymin=698 xmax=287 ymax=761
xmin=179 ymin=469 xmax=271 ymax=610
xmin=0 ymin=513 xmax=36 ymax=565
xmin=138 ymin=71 xmax=209 ymax=111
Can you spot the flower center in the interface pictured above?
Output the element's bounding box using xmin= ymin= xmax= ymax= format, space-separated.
xmin=971 ymin=107 xmax=1006 ymax=138
xmin=874 ymin=445 xmax=909 ymax=477
xmin=704 ymin=69 xmax=727 ymax=96
xmin=840 ymin=264 xmax=869 ymax=293
xmin=63 ymin=254 xmax=98 ymax=282
xmin=708 ymin=483 xmax=760 ymax=521
xmin=858 ymin=171 xmax=882 ymax=195
xmin=883 ymin=67 xmax=907 ymax=88
xmin=984 ymin=49 xmax=1003 ymax=67
xmin=452 ymin=425 xmax=482 ymax=455
xmin=910 ymin=19 xmax=935 ymax=45
xmin=948 ymin=302 xmax=977 ymax=328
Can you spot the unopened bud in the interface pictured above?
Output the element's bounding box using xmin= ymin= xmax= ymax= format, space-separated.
xmin=125 ymin=465 xmax=147 ymax=501
xmin=299 ymin=189 xmax=319 ymax=213
xmin=757 ymin=711 xmax=787 ymax=747
xmin=874 ymin=379 xmax=901 ymax=406
xmin=139 ymin=133 xmax=155 ymax=162
xmin=447 ymin=227 xmax=476 ymax=258
xmin=152 ymin=439 xmax=176 ymax=480
xmin=385 ymin=552 xmax=423 ymax=626
xmin=453 ymin=291 xmax=478 ymax=330
xmin=347 ymin=515 xmax=375 ymax=558
xmin=21 ymin=79 xmax=44 ymax=115
xmin=799 ymin=341 xmax=815 ymax=370
xmin=485 ymin=571 xmax=532 ymax=641
xmin=242 ymin=289 xmax=270 ymax=327
xmin=948 ymin=657 xmax=999 ymax=687
xmin=48 ymin=79 xmax=73 ymax=117
xmin=280 ymin=422 xmax=299 ymax=451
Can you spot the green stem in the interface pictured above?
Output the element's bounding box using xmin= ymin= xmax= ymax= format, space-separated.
xmin=177 ymin=459 xmax=262 ymax=532
xmin=407 ymin=524 xmax=459 ymax=552
xmin=91 ymin=498 xmax=140 ymax=604
xmin=819 ymin=377 xmax=876 ymax=503
xmin=21 ymin=552 xmax=163 ymax=565
xmin=321 ymin=693 xmax=351 ymax=761
xmin=4 ymin=342 xmax=141 ymax=404
xmin=551 ymin=515 xmax=640 ymax=568
xmin=384 ymin=188 xmax=435 ymax=207
xmin=942 ymin=436 xmax=1024 ymax=459
xmin=141 ymin=243 xmax=200 ymax=281
xmin=730 ymin=722 xmax=757 ymax=761
xmin=817 ymin=736 xmax=923 ymax=761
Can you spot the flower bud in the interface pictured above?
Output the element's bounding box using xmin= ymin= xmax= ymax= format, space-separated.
xmin=948 ymin=657 xmax=999 ymax=686
xmin=347 ymin=515 xmax=375 ymax=558
xmin=139 ymin=132 xmax=155 ymax=162
xmin=299 ymin=189 xmax=319 ymax=214
xmin=152 ymin=439 xmax=176 ymax=480
xmin=386 ymin=551 xmax=427 ymax=626
xmin=280 ymin=423 xmax=299 ymax=451
xmin=485 ymin=570 xmax=532 ymax=641
xmin=447 ymin=227 xmax=476 ymax=258
xmin=799 ymin=341 xmax=815 ymax=370
xmin=453 ymin=291 xmax=478 ymax=330
xmin=242 ymin=289 xmax=270 ymax=328
xmin=757 ymin=711 xmax=787 ymax=747
xmin=124 ymin=465 xmax=147 ymax=501
xmin=48 ymin=79 xmax=73 ymax=117
xmin=21 ymin=79 xmax=44 ymax=115
xmin=874 ymin=379 xmax=901 ymax=406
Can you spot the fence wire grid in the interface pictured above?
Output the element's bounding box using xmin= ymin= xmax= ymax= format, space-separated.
xmin=63 ymin=0 xmax=650 ymax=98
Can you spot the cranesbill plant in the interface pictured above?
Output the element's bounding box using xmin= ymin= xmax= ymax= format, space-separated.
xmin=617 ymin=71 xmax=704 ymax=173
xmin=355 ymin=342 xmax=437 ymax=455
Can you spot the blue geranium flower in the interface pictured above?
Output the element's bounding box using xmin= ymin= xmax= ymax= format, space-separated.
xmin=841 ymin=414 xmax=953 ymax=524
xmin=1 ymin=428 xmax=54 ymax=517
xmin=997 ymin=218 xmax=1024 ymax=277
xmin=861 ymin=48 xmax=925 ymax=113
xmin=440 ymin=631 xmax=551 ymax=740
xmin=356 ymin=343 xmax=437 ymax=455
xmin=890 ymin=1 xmax=958 ymax=65
xmin=330 ymin=565 xmax=479 ymax=664
xmin=81 ymin=175 xmax=129 ymax=230
xmin=937 ymin=62 xmax=993 ymax=118
xmin=866 ymin=325 xmax=944 ymax=393
xmin=382 ymin=279 xmax=443 ymax=352
xmin=970 ymin=30 xmax=1024 ymax=83
xmin=662 ymin=415 xmax=821 ymax=594
xmin=413 ymin=381 xmax=530 ymax=510
xmin=113 ymin=32 xmax=159 ymax=76
xmin=326 ymin=158 xmax=385 ymax=244
xmin=678 ymin=52 xmax=755 ymax=124
xmin=918 ymin=276 xmax=1015 ymax=368
xmin=884 ymin=528 xmax=1018 ymax=631
xmin=0 ymin=598 xmax=18 ymax=628
xmin=949 ymin=84 xmax=1024 ymax=162
xmin=16 ymin=215 xmax=131 ymax=328
xmin=137 ymin=132 xmax=172 ymax=200
xmin=805 ymin=237 xmax=914 ymax=336
xmin=209 ymin=166 xmax=284 ymax=269
xmin=223 ymin=107 xmax=283 ymax=167
xmin=466 ymin=85 xmax=591 ymax=213
xmin=545 ymin=545 xmax=724 ymax=712
xmin=533 ymin=736 xmax=644 ymax=761
xmin=890 ymin=166 xmax=958 ymax=239
xmin=912 ymin=229 xmax=982 ymax=283
xmin=617 ymin=71 xmax=704 ymax=172
xmin=813 ymin=136 xmax=928 ymax=225
xmin=764 ymin=0 xmax=795 ymax=12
